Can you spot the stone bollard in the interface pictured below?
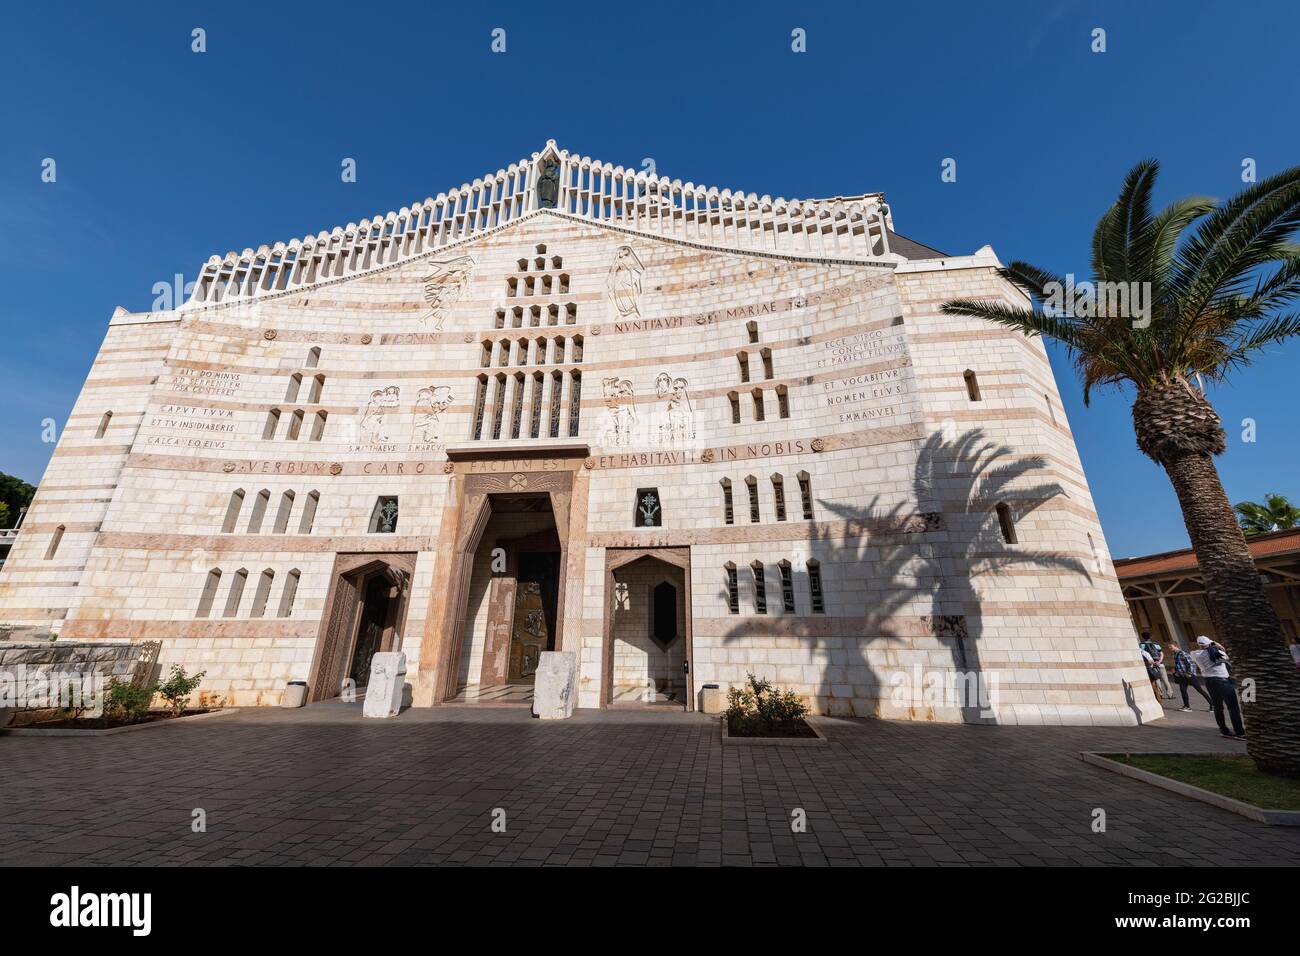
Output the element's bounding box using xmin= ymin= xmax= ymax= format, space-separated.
xmin=532 ymin=651 xmax=577 ymax=719
xmin=363 ymin=652 xmax=407 ymax=718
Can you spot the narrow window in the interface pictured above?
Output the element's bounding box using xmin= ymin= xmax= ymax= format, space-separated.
xmin=745 ymin=475 xmax=760 ymax=523
xmin=535 ymin=244 xmax=547 ymax=255
xmin=44 ymin=525 xmax=65 ymax=561
xmin=728 ymin=391 xmax=740 ymax=424
xmin=512 ymin=307 xmax=523 ymax=328
xmin=737 ymin=351 xmax=751 ymax=383
xmin=517 ymin=258 xmax=529 ymax=272
xmin=221 ymin=489 xmax=245 ymax=533
xmin=572 ymin=335 xmax=584 ymax=362
xmin=277 ymin=569 xmax=301 ymax=617
xmin=779 ymin=560 xmax=795 ymax=613
xmin=498 ymin=340 xmax=512 ymax=366
xmin=305 ymin=347 xmax=321 ymax=368
xmin=996 ymin=502 xmax=1017 ymax=543
xmin=494 ymin=309 xmax=506 ymax=330
xmin=1046 ymin=393 xmax=1057 ymax=425
xmin=530 ymin=373 xmax=544 ymax=438
xmin=246 ymin=489 xmax=271 ymax=533
xmin=369 ymin=496 xmax=399 ymax=533
xmin=506 ymin=277 xmax=518 ymax=297
xmin=308 ymin=374 xmax=325 ymax=403
xmin=776 ymin=384 xmax=790 ymax=419
xmin=772 ymin=474 xmax=787 ymax=521
xmin=751 ymin=561 xmax=768 ymax=614
xmin=196 ymin=568 xmax=222 ymax=617
xmin=262 ymin=408 xmax=281 ymax=440
xmin=567 ymin=371 xmax=582 ymax=437
xmin=481 ymin=342 xmax=492 ymax=367
xmin=964 ymin=369 xmax=982 ymax=402
xmin=491 ymin=374 xmax=506 ymax=439
xmin=559 ymin=273 xmax=570 ymax=294
xmin=297 ymin=490 xmax=319 ymax=534
xmin=554 ymin=336 xmax=565 ymax=363
xmin=721 ymin=478 xmax=734 ymax=525
xmin=250 ymin=569 xmax=275 ymax=618
xmin=534 ymin=256 xmax=546 ymax=271
xmin=746 ymin=320 xmax=759 ymax=344
xmin=551 ymin=256 xmax=563 ymax=269
xmin=471 ymin=375 xmax=488 ymax=439
xmin=548 ymin=304 xmax=559 ymax=326
xmin=530 ymin=306 xmax=541 ymax=327
xmin=565 ymin=303 xmax=577 ymax=324
xmin=284 ymin=373 xmax=303 ymax=403
xmin=535 ymin=337 xmax=547 ymax=364
xmin=510 ymin=373 xmax=525 ymax=439
xmin=541 ymin=275 xmax=553 ymax=295
xmin=524 ymin=276 xmax=535 ymax=296
xmin=272 ymin=491 xmax=296 ymax=533
xmin=807 ymin=559 xmax=825 ymax=614
xmin=549 ymin=372 xmax=563 ymax=437
xmin=752 ymin=389 xmax=765 ymax=422
xmin=760 ymin=347 xmax=773 ymax=379
xmin=222 ymin=568 xmax=248 ymax=618
xmin=798 ymin=471 xmax=814 ymax=520
xmin=95 ymin=411 xmax=113 ymax=439
xmin=725 ymin=563 xmax=739 ymax=614
xmin=286 ymin=408 xmax=305 ymax=440
xmin=310 ymin=410 xmax=327 ymax=441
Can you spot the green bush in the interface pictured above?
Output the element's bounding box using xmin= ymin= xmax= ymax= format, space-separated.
xmin=104 ymin=678 xmax=153 ymax=723
xmin=156 ymin=665 xmax=206 ymax=716
xmin=724 ymin=672 xmax=809 ymax=734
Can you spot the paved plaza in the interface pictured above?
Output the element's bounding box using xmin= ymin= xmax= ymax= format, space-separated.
xmin=2 ymin=702 xmax=1297 ymax=867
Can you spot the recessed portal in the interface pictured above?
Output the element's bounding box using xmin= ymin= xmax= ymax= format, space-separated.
xmin=610 ymin=555 xmax=688 ymax=706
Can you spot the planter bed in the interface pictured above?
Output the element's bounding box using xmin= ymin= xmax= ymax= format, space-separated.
xmin=1081 ymin=752 xmax=1300 ymax=826
xmin=4 ymin=708 xmax=237 ymax=737
xmin=721 ymin=716 xmax=827 ymax=746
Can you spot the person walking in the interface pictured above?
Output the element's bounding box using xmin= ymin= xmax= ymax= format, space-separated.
xmin=1139 ymin=642 xmax=1163 ymax=704
xmin=1192 ymin=635 xmax=1246 ymax=740
xmin=1139 ymin=631 xmax=1172 ymax=699
xmin=1167 ymin=640 xmax=1212 ymax=712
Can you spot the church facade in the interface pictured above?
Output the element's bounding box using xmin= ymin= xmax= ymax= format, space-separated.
xmin=0 ymin=141 xmax=1158 ymax=725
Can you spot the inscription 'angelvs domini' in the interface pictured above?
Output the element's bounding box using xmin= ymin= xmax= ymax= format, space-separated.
xmin=0 ymin=140 xmax=1157 ymax=727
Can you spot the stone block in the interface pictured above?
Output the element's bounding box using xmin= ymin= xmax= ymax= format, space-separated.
xmin=532 ymin=651 xmax=576 ymax=720
xmin=362 ymin=652 xmax=406 ymax=719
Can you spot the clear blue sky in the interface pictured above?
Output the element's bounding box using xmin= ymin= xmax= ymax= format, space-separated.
xmin=2 ymin=0 xmax=1297 ymax=557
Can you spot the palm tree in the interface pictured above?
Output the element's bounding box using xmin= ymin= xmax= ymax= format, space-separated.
xmin=1235 ymin=493 xmax=1300 ymax=536
xmin=942 ymin=161 xmax=1300 ymax=776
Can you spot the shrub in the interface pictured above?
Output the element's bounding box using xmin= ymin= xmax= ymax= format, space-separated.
xmin=156 ymin=665 xmax=206 ymax=716
xmin=104 ymin=678 xmax=153 ymax=723
xmin=724 ymin=672 xmax=809 ymax=735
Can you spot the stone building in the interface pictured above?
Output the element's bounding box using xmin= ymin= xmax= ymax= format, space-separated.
xmin=0 ymin=141 xmax=1157 ymax=724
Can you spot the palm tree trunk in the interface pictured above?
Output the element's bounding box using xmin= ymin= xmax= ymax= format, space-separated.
xmin=1162 ymin=450 xmax=1300 ymax=776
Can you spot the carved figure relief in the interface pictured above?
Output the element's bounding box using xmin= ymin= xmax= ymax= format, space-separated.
xmin=359 ymin=386 xmax=400 ymax=444
xmin=606 ymin=245 xmax=644 ymax=320
xmin=413 ymin=385 xmax=454 ymax=443
xmin=421 ymin=255 xmax=475 ymax=329
xmin=655 ymin=372 xmax=694 ymax=444
xmin=602 ymin=377 xmax=637 ymax=447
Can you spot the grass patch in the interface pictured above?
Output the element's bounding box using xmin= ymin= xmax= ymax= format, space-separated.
xmin=1104 ymin=753 xmax=1300 ymax=811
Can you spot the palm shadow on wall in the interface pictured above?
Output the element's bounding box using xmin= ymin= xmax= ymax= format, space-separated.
xmin=718 ymin=428 xmax=1090 ymax=723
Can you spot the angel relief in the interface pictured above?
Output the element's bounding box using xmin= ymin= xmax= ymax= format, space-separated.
xmin=421 ymin=255 xmax=475 ymax=329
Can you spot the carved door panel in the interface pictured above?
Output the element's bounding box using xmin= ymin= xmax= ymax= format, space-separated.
xmin=507 ymin=580 xmax=549 ymax=681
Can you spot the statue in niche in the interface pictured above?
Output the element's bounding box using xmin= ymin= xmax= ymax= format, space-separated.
xmin=606 ymin=245 xmax=644 ymax=320
xmin=602 ymin=377 xmax=637 ymax=447
xmin=413 ymin=385 xmax=453 ymax=443
xmin=655 ymin=372 xmax=694 ymax=444
xmin=359 ymin=385 xmax=400 ymax=444
xmin=421 ymin=255 xmax=474 ymax=329
xmin=537 ymin=157 xmax=560 ymax=209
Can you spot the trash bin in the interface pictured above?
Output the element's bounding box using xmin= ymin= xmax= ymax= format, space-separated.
xmin=699 ymin=683 xmax=724 ymax=715
xmin=281 ymin=680 xmax=308 ymax=708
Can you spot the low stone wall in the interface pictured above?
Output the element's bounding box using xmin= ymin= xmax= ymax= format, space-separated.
xmin=0 ymin=640 xmax=149 ymax=725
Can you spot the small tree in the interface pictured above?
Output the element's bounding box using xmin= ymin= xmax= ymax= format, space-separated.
xmin=156 ymin=666 xmax=206 ymax=716
xmin=725 ymin=672 xmax=809 ymax=735
xmin=1235 ymin=493 xmax=1300 ymax=536
xmin=104 ymin=678 xmax=153 ymax=723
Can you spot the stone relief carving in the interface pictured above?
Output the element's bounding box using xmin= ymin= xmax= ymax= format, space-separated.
xmin=359 ymin=386 xmax=400 ymax=444
xmin=421 ymin=255 xmax=475 ymax=329
xmin=606 ymin=245 xmax=644 ymax=320
xmin=602 ymin=377 xmax=637 ymax=447
xmin=413 ymin=386 xmax=453 ymax=443
xmin=654 ymin=372 xmax=694 ymax=444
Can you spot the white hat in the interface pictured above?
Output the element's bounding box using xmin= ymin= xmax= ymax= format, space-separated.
xmin=1196 ymin=636 xmax=1212 ymax=646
